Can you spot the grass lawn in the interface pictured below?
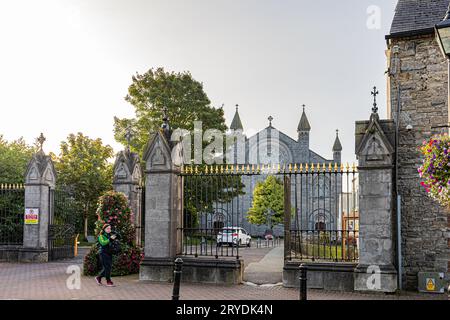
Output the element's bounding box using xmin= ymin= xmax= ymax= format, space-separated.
xmin=290 ymin=242 xmax=358 ymax=262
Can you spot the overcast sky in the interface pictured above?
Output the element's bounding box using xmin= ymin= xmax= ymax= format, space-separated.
xmin=0 ymin=0 xmax=397 ymax=163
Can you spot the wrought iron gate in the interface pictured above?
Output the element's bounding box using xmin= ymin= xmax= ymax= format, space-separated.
xmin=284 ymin=163 xmax=359 ymax=263
xmin=180 ymin=165 xmax=254 ymax=259
xmin=48 ymin=188 xmax=77 ymax=261
xmin=179 ymin=163 xmax=359 ymax=263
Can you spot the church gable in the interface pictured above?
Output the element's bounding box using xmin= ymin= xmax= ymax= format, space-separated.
xmin=228 ymin=107 xmax=339 ymax=165
xmin=356 ymin=115 xmax=394 ymax=166
xmin=143 ymin=130 xmax=173 ymax=171
xmin=245 ymin=127 xmax=295 ymax=164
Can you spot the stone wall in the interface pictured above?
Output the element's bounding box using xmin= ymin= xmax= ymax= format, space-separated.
xmin=387 ymin=33 xmax=450 ymax=290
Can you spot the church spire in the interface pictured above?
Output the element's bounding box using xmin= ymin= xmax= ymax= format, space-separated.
xmin=297 ymin=105 xmax=311 ymax=132
xmin=297 ymin=105 xmax=310 ymax=152
xmin=333 ymin=129 xmax=342 ymax=164
xmin=333 ymin=129 xmax=343 ymax=152
xmin=230 ymin=104 xmax=243 ymax=130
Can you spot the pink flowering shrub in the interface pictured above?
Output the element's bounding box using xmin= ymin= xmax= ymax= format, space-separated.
xmin=83 ymin=191 xmax=144 ymax=276
xmin=418 ymin=134 xmax=450 ymax=207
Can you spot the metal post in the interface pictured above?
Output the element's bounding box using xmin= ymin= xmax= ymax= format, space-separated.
xmin=284 ymin=175 xmax=291 ymax=261
xmin=397 ymin=195 xmax=402 ymax=291
xmin=448 ymin=60 xmax=450 ymax=131
xmin=299 ymin=264 xmax=307 ymax=301
xmin=74 ymin=234 xmax=79 ymax=257
xmin=172 ymin=258 xmax=183 ymax=300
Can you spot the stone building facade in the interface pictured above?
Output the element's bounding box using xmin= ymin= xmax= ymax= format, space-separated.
xmin=207 ymin=107 xmax=343 ymax=237
xmin=386 ymin=0 xmax=450 ymax=290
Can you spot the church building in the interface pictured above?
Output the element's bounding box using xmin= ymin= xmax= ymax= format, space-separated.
xmin=215 ymin=106 xmax=343 ymax=237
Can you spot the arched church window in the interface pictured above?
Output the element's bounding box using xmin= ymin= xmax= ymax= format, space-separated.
xmin=311 ymin=174 xmax=330 ymax=198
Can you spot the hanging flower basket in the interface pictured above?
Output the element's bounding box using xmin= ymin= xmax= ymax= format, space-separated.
xmin=418 ymin=134 xmax=450 ymax=207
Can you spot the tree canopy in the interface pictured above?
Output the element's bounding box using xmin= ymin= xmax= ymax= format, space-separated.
xmin=0 ymin=135 xmax=36 ymax=184
xmin=247 ymin=175 xmax=285 ymax=229
xmin=114 ymin=67 xmax=227 ymax=155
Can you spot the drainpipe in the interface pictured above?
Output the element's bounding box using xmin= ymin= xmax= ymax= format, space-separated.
xmin=394 ymin=83 xmax=402 ymax=291
xmin=392 ymin=44 xmax=403 ymax=291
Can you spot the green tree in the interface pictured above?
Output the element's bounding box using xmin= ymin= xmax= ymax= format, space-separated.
xmin=0 ymin=135 xmax=36 ymax=183
xmin=247 ymin=175 xmax=284 ymax=229
xmin=183 ymin=173 xmax=246 ymax=229
xmin=113 ymin=67 xmax=227 ymax=154
xmin=52 ymin=133 xmax=114 ymax=239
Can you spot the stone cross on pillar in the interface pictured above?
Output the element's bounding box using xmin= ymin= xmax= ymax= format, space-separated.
xmin=20 ymin=133 xmax=56 ymax=262
xmin=354 ymin=112 xmax=397 ymax=293
xmin=139 ymin=129 xmax=183 ymax=281
xmin=124 ymin=126 xmax=133 ymax=152
xmin=371 ymin=86 xmax=379 ymax=114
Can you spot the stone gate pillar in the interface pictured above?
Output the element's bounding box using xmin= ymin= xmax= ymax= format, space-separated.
xmin=113 ymin=149 xmax=142 ymax=243
xmin=19 ymin=134 xmax=56 ymax=262
xmin=139 ymin=130 xmax=183 ymax=281
xmin=354 ymin=111 xmax=398 ymax=292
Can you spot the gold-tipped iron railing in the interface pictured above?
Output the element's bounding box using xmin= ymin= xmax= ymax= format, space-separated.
xmin=180 ymin=163 xmax=357 ymax=175
xmin=0 ymin=183 xmax=25 ymax=190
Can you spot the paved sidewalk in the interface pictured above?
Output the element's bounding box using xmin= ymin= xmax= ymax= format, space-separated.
xmin=0 ymin=257 xmax=447 ymax=300
xmin=244 ymin=246 xmax=284 ymax=285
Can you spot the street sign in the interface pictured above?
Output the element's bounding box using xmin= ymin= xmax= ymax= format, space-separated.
xmin=418 ymin=272 xmax=445 ymax=294
xmin=426 ymin=278 xmax=436 ymax=291
xmin=24 ymin=208 xmax=39 ymax=225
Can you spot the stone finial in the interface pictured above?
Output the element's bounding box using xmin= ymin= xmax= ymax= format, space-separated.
xmin=124 ymin=126 xmax=133 ymax=153
xmin=161 ymin=106 xmax=171 ymax=141
xmin=37 ymin=133 xmax=46 ymax=152
xmin=268 ymin=116 xmax=273 ymax=127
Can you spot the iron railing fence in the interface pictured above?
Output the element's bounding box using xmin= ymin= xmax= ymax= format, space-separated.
xmin=0 ymin=184 xmax=25 ymax=246
xmin=179 ymin=163 xmax=359 ymax=263
xmin=284 ymin=163 xmax=359 ymax=263
xmin=255 ymin=237 xmax=283 ymax=248
xmin=180 ymin=166 xmax=252 ymax=259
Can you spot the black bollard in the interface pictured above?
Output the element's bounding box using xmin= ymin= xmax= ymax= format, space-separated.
xmin=299 ymin=264 xmax=307 ymax=301
xmin=172 ymin=258 xmax=183 ymax=300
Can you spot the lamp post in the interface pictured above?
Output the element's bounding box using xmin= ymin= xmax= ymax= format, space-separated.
xmin=435 ymin=4 xmax=450 ymax=132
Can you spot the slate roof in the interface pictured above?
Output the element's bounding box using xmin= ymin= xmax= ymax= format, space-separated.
xmin=387 ymin=0 xmax=450 ymax=39
xmin=230 ymin=107 xmax=243 ymax=130
xmin=333 ymin=133 xmax=343 ymax=152
xmin=297 ymin=109 xmax=311 ymax=132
